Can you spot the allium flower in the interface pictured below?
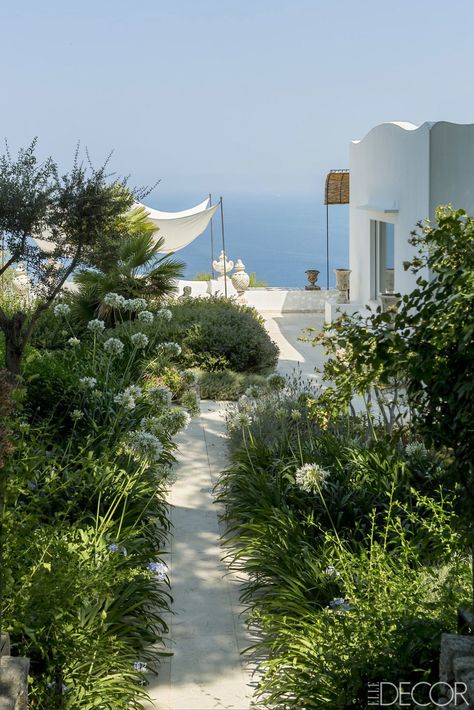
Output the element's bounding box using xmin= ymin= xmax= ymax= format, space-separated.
xmin=68 ymin=337 xmax=80 ymax=347
xmin=148 ymin=561 xmax=168 ymax=581
xmin=294 ymin=463 xmax=329 ymax=494
xmin=128 ymin=431 xmax=163 ymax=462
xmin=238 ymin=394 xmax=253 ymax=412
xmin=245 ymin=385 xmax=261 ymax=399
xmin=87 ymin=318 xmax=105 ymax=334
xmin=131 ymin=332 xmax=149 ymax=349
xmin=103 ymin=337 xmax=124 ymax=357
xmin=147 ymin=385 xmax=173 ymax=407
xmin=54 ymin=303 xmax=70 ymax=317
xmin=71 ymin=409 xmax=84 ymax=421
xmin=138 ymin=310 xmax=154 ymax=324
xmin=18 ymin=421 xmax=30 ymax=433
xmin=123 ymin=297 xmax=147 ymax=312
xmin=103 ymin=292 xmax=126 ymax=309
xmin=158 ymin=341 xmax=182 ymax=357
xmin=79 ymin=376 xmax=97 ymax=389
xmin=290 ymin=409 xmax=302 ymax=422
xmin=156 ymin=308 xmax=172 ymax=321
xmin=133 ymin=662 xmax=147 ymax=672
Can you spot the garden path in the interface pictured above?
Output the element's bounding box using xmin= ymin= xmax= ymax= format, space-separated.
xmin=262 ymin=312 xmax=326 ymax=379
xmin=145 ymin=402 xmax=257 ymax=710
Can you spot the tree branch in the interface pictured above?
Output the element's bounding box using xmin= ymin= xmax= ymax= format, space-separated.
xmin=0 ymin=254 xmax=17 ymax=277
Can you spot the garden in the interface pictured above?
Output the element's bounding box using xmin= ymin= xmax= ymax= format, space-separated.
xmin=0 ymin=143 xmax=278 ymax=707
xmin=217 ymin=206 xmax=474 ymax=708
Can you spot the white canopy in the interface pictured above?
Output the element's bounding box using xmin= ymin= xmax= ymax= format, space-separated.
xmin=33 ymin=197 xmax=217 ymax=255
xmin=137 ymin=198 xmax=218 ymax=253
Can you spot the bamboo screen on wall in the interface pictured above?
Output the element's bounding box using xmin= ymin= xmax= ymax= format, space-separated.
xmin=324 ymin=169 xmax=350 ymax=205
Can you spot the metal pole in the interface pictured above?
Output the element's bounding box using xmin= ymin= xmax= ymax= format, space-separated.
xmin=326 ymin=203 xmax=329 ymax=290
xmin=209 ymin=193 xmax=215 ymax=278
xmin=220 ymin=196 xmax=228 ymax=298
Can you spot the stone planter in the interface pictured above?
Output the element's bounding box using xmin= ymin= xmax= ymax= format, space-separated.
xmin=0 ymin=634 xmax=29 ymax=709
xmin=231 ymin=259 xmax=250 ymax=302
xmin=335 ymin=268 xmax=351 ymax=303
xmin=212 ymin=250 xmax=234 ymax=281
xmin=305 ymin=269 xmax=321 ymax=290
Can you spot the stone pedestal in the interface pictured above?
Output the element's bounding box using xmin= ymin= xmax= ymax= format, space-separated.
xmin=0 ymin=635 xmax=29 ymax=710
xmin=335 ymin=269 xmax=351 ymax=303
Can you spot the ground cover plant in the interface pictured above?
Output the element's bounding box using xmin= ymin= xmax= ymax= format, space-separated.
xmin=217 ymin=207 xmax=474 ymax=709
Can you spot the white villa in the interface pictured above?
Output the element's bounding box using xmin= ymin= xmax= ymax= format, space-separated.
xmin=347 ymin=120 xmax=474 ymax=309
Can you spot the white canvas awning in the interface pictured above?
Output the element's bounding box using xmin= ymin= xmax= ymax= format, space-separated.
xmin=137 ymin=199 xmax=218 ymax=253
xmin=32 ymin=197 xmax=217 ymax=255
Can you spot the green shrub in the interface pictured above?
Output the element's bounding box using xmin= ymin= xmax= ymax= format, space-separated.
xmin=154 ymin=297 xmax=279 ymax=373
xmin=198 ymin=369 xmax=268 ymax=400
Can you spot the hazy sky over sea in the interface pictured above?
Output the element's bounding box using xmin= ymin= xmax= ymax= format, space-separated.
xmin=2 ymin=0 xmax=474 ymax=202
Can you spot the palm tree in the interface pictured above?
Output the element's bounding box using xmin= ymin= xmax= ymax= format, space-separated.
xmin=73 ymin=206 xmax=185 ymax=321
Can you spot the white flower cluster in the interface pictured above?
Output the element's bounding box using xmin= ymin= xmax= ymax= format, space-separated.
xmin=79 ymin=376 xmax=97 ymax=389
xmin=104 ymin=292 xmax=126 ymax=309
xmin=294 ymin=463 xmax=329 ymax=494
xmin=156 ymin=308 xmax=172 ymax=321
xmin=54 ymin=303 xmax=70 ymax=317
xmin=124 ymin=298 xmax=147 ymax=312
xmin=114 ymin=385 xmax=142 ymax=410
xmin=128 ymin=430 xmax=163 ymax=462
xmin=157 ymin=341 xmax=182 ymax=357
xmin=138 ymin=310 xmax=154 ymax=324
xmin=87 ymin=318 xmax=105 ymax=335
xmin=148 ymin=561 xmax=168 ymax=581
xmin=159 ymin=407 xmax=192 ymax=435
xmin=131 ymin=332 xmax=149 ymax=349
xmin=103 ymin=337 xmax=124 ymax=357
xmin=147 ymin=385 xmax=173 ymax=408
xmin=68 ymin=337 xmax=80 ymax=348
xmin=405 ymin=441 xmax=429 ymax=459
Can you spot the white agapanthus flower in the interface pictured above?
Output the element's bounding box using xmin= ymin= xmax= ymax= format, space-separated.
xmin=87 ymin=318 xmax=105 ymax=335
xmin=79 ymin=376 xmax=97 ymax=389
xmin=104 ymin=292 xmax=126 ymax=309
xmin=290 ymin=409 xmax=302 ymax=422
xmin=158 ymin=341 xmax=182 ymax=357
xmin=160 ymin=407 xmax=191 ymax=435
xmin=156 ymin=308 xmax=172 ymax=321
xmin=114 ymin=392 xmax=136 ymax=410
xmin=54 ymin=303 xmax=70 ymax=317
xmin=245 ymin=385 xmax=261 ymax=399
xmin=131 ymin=332 xmax=149 ymax=349
xmin=294 ymin=463 xmax=329 ymax=494
xmin=128 ymin=430 xmax=163 ymax=461
xmin=141 ymin=416 xmax=163 ymax=436
xmin=103 ymin=337 xmax=124 ymax=357
xmin=124 ymin=384 xmax=142 ymax=398
xmin=68 ymin=337 xmax=80 ymax=347
xmin=405 ymin=441 xmax=429 ymax=458
xmin=147 ymin=385 xmax=173 ymax=407
xmin=138 ymin=310 xmax=154 ymax=324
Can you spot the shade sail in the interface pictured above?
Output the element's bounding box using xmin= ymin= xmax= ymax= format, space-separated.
xmin=32 ymin=197 xmax=217 ymax=255
xmin=136 ymin=199 xmax=219 ymax=253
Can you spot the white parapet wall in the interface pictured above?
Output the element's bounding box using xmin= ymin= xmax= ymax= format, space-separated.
xmin=243 ymin=288 xmax=339 ymax=313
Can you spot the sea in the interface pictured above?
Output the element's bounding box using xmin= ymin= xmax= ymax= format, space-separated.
xmin=149 ymin=193 xmax=349 ymax=289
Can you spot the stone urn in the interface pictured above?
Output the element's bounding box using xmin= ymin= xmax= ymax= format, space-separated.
xmin=305 ymin=269 xmax=321 ymax=290
xmin=231 ymin=259 xmax=250 ymax=302
xmin=380 ymin=292 xmax=401 ymax=314
xmin=212 ymin=250 xmax=234 ymax=281
xmin=335 ymin=268 xmax=351 ymax=303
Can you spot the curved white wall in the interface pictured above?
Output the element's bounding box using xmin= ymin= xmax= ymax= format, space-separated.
xmin=349 ymin=122 xmax=431 ymax=304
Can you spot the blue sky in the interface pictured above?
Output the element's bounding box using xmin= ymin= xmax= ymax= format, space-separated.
xmin=2 ymin=0 xmax=474 ymax=201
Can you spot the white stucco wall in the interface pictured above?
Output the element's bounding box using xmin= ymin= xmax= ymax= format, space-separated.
xmin=430 ymin=122 xmax=474 ymax=215
xmin=349 ymin=122 xmax=432 ymax=305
